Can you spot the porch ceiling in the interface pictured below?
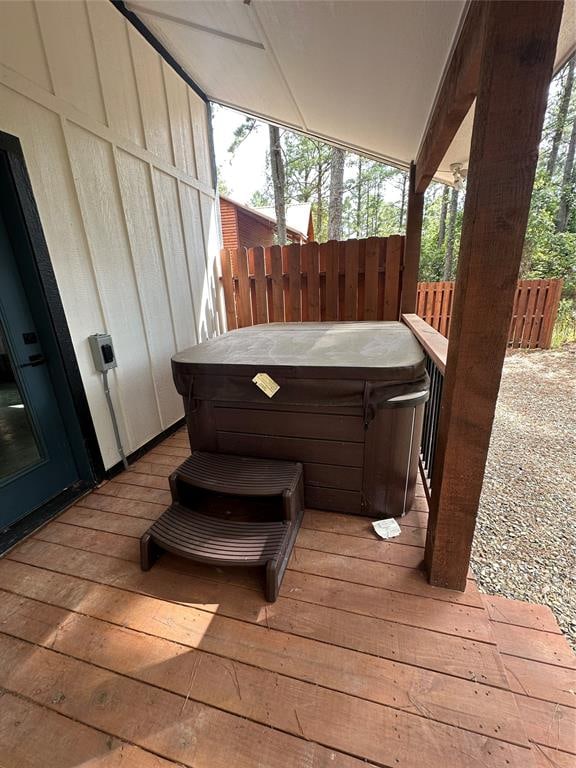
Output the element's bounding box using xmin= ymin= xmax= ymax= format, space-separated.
xmin=125 ymin=0 xmax=576 ymax=185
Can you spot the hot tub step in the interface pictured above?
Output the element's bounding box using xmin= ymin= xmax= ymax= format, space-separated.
xmin=172 ymin=451 xmax=303 ymax=497
xmin=141 ymin=451 xmax=304 ymax=601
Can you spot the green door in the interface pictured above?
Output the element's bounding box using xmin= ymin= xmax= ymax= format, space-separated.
xmin=0 ymin=200 xmax=79 ymax=530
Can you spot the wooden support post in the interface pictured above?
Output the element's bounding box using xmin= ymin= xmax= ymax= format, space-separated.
xmin=401 ymin=163 xmax=424 ymax=314
xmin=425 ymin=0 xmax=563 ymax=590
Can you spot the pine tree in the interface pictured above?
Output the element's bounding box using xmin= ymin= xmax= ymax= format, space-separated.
xmin=269 ymin=126 xmax=287 ymax=245
xmin=398 ymin=174 xmax=408 ymax=230
xmin=443 ymin=187 xmax=459 ymax=280
xmin=328 ymin=147 xmax=345 ymax=240
xmin=547 ymin=59 xmax=575 ymax=177
xmin=438 ymin=186 xmax=450 ymax=249
xmin=355 ymin=156 xmax=363 ymax=237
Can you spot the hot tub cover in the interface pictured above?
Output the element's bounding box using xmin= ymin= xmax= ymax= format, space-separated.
xmin=172 ymin=322 xmax=426 ymax=382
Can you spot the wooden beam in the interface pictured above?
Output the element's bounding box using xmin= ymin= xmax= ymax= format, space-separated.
xmin=415 ymin=1 xmax=485 ymax=193
xmin=425 ymin=0 xmax=563 ymax=590
xmin=400 ymin=163 xmax=424 ymax=314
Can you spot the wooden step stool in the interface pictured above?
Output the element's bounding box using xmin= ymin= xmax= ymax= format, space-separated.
xmin=140 ymin=451 xmax=304 ymax=602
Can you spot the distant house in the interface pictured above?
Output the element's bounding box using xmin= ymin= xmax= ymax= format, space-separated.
xmin=219 ymin=195 xmax=314 ymax=251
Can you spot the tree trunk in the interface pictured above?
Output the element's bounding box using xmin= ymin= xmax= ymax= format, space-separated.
xmin=355 ymin=157 xmax=363 ymax=237
xmin=398 ymin=174 xmax=408 ymax=229
xmin=269 ymin=125 xmax=287 ymax=244
xmin=443 ymin=187 xmax=459 ymax=280
xmin=315 ymin=161 xmax=324 ymax=240
xmin=547 ymin=58 xmax=575 ymax=177
xmin=438 ymin=186 xmax=450 ymax=248
xmin=374 ymin=179 xmax=382 ymax=236
xmin=556 ymin=111 xmax=576 ymax=232
xmin=328 ymin=147 xmax=345 ymax=240
xmin=365 ymin=181 xmax=371 ymax=235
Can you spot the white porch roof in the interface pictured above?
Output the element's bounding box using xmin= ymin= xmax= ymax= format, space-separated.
xmin=126 ymin=0 xmax=576 ymax=185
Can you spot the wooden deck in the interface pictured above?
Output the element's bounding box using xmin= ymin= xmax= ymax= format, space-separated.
xmin=0 ymin=428 xmax=574 ymax=767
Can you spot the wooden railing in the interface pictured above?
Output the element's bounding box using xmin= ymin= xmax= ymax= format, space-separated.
xmin=417 ymin=278 xmax=563 ymax=349
xmin=402 ymin=314 xmax=447 ymax=501
xmin=220 ymin=237 xmax=405 ymax=327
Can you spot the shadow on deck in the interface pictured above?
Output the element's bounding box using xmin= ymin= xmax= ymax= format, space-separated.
xmin=0 ymin=428 xmax=573 ymax=767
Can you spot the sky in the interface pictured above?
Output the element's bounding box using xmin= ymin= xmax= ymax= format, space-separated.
xmin=212 ymin=104 xmax=269 ymax=205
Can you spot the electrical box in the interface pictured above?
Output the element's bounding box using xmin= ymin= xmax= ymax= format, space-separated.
xmin=89 ymin=333 xmax=117 ymax=372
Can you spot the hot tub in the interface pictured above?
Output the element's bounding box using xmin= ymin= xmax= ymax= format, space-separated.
xmin=172 ymin=322 xmax=429 ymax=518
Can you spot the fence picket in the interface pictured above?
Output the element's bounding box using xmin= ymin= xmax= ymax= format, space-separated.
xmin=513 ymin=283 xmax=530 ymax=346
xmin=508 ymin=282 xmax=520 ymax=342
xmin=441 ymin=283 xmax=453 ymax=337
xmin=268 ymin=245 xmax=284 ymax=322
xmin=522 ymin=283 xmax=539 ymax=346
xmin=363 ymin=237 xmax=380 ymax=320
xmin=220 ymin=249 xmax=237 ymax=330
xmin=344 ymin=240 xmax=359 ymax=321
xmin=383 ymin=235 xmax=402 ymax=320
xmin=285 ymin=243 xmax=302 ymax=322
xmin=235 ymin=247 xmax=252 ymax=328
xmin=252 ymin=246 xmax=268 ymax=325
xmin=324 ymin=240 xmax=339 ymax=321
xmin=303 ymin=242 xmax=320 ymax=321
xmin=377 ymin=238 xmax=388 ymax=321
xmin=528 ymin=280 xmax=545 ymax=348
xmin=540 ymin=279 xmax=563 ymax=347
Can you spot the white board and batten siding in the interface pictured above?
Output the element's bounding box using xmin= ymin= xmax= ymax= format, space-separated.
xmin=0 ymin=0 xmax=222 ymax=468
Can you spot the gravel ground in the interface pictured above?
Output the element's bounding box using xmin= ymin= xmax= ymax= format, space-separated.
xmin=472 ymin=343 xmax=576 ymax=649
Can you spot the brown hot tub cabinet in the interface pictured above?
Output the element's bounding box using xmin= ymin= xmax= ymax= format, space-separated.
xmin=172 ymin=322 xmax=429 ymax=518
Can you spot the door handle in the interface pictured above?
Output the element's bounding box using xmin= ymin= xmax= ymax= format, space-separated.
xmin=20 ymin=354 xmax=46 ymax=368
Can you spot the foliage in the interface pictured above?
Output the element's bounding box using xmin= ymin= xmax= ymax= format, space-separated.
xmin=523 ymin=170 xmax=576 ymax=295
xmin=419 ymin=183 xmax=463 ymax=281
xmin=227 ymin=117 xmax=257 ymax=154
xmin=523 ymin=58 xmax=576 ymax=299
xmin=249 ymin=189 xmax=272 ymax=208
xmin=217 ymin=171 xmax=231 ymax=197
xmin=341 ymin=156 xmax=404 ymax=239
xmin=552 ymin=299 xmax=576 ymax=347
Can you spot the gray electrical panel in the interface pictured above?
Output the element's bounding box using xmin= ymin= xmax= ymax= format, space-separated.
xmin=89 ymin=333 xmax=117 ymax=372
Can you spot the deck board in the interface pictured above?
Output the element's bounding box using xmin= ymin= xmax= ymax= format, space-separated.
xmin=481 ymin=594 xmax=576 ymax=765
xmin=484 ymin=594 xmax=562 ymax=635
xmin=502 ymin=654 xmax=576 ymax=709
xmin=492 ymin=622 xmax=576 ymax=668
xmin=302 ymin=509 xmax=427 ymax=545
xmin=0 ymin=690 xmax=178 ymax=768
xmin=514 ymin=695 xmax=576 ymax=754
xmin=1 ymin=427 xmax=573 ymax=767
xmin=532 ymin=745 xmax=576 ymax=768
xmin=76 ymin=492 xmax=165 ymax=519
xmin=294 ymin=527 xmax=425 ymax=567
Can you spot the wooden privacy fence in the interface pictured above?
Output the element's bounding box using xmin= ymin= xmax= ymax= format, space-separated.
xmin=220 ymin=236 xmax=404 ymax=328
xmin=417 ymin=278 xmax=563 ymax=349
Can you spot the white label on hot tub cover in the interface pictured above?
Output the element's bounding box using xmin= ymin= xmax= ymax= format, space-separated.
xmin=252 ymin=372 xmax=280 ymax=398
